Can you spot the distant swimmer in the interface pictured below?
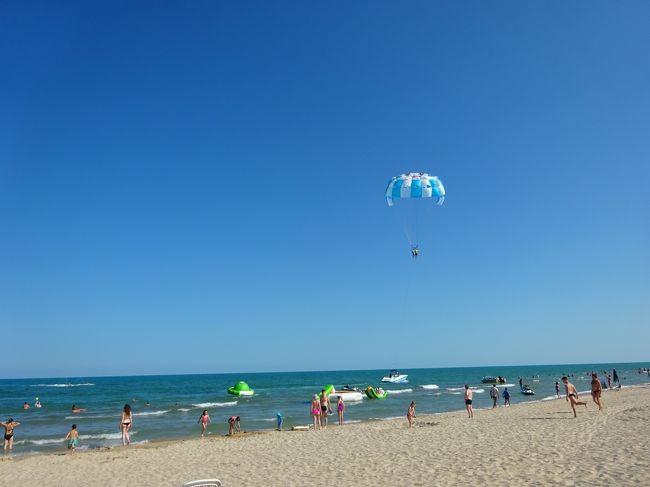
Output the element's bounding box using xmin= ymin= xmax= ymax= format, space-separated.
xmin=71 ymin=405 xmax=86 ymax=413
xmin=411 ymin=247 xmax=419 ymax=258
xmin=1 ymin=418 xmax=21 ymax=452
xmin=562 ymin=377 xmax=587 ymax=418
xmin=34 ymin=398 xmax=42 ymax=408
xmin=22 ymin=402 xmax=30 ymax=410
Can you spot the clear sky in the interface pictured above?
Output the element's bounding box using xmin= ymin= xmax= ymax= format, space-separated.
xmin=1 ymin=1 xmax=648 ymax=378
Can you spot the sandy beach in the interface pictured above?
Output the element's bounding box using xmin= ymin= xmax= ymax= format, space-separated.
xmin=1 ymin=385 xmax=649 ymax=486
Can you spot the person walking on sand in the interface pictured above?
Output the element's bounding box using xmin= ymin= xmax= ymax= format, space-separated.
xmin=320 ymin=389 xmax=331 ymax=429
xmin=590 ymin=373 xmax=603 ymax=411
xmin=606 ymin=373 xmax=612 ymax=390
xmin=1 ymin=419 xmax=21 ymax=452
xmin=120 ymin=404 xmax=132 ymax=446
xmin=227 ymin=416 xmax=241 ymax=435
xmin=311 ymin=395 xmax=321 ymax=430
xmin=555 ymin=381 xmax=561 ymax=398
xmin=562 ymin=377 xmax=587 ymax=418
xmin=407 ymin=401 xmax=416 ymax=428
xmin=502 ymin=387 xmax=510 ymax=407
xmin=198 ymin=409 xmax=211 ymax=437
xmin=464 ymin=385 xmax=473 ymax=418
xmin=490 ymin=384 xmax=499 ymax=408
xmin=337 ymin=396 xmax=345 ymax=426
xmin=65 ymin=424 xmax=79 ymax=452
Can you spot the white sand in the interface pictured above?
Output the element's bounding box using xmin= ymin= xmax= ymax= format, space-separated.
xmin=1 ymin=386 xmax=649 ymax=486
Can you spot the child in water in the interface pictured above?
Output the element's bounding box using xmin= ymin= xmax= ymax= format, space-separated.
xmin=198 ymin=410 xmax=211 ymax=437
xmin=228 ymin=416 xmax=241 ymax=435
xmin=65 ymin=424 xmax=79 ymax=452
xmin=407 ymin=401 xmax=416 ymax=428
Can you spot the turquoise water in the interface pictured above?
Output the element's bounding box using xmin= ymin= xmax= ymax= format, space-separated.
xmin=2 ymin=362 xmax=648 ymax=455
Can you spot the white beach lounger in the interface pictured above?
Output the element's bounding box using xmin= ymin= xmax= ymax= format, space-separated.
xmin=182 ymin=480 xmax=222 ymax=487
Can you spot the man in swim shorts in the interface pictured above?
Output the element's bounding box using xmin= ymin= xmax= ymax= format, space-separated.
xmin=320 ymin=389 xmax=331 ymax=428
xmin=562 ymin=376 xmax=587 ymax=418
xmin=464 ymin=385 xmax=473 ymax=418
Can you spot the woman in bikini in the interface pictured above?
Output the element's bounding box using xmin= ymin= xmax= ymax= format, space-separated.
xmin=310 ymin=395 xmax=321 ymax=430
xmin=120 ymin=404 xmax=133 ymax=445
xmin=407 ymin=401 xmax=416 ymax=428
xmin=590 ymin=373 xmax=603 ymax=411
xmin=562 ymin=376 xmax=587 ymax=417
xmin=1 ymin=419 xmax=21 ymax=452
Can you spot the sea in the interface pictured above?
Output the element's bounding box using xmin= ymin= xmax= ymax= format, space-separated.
xmin=2 ymin=362 xmax=648 ymax=456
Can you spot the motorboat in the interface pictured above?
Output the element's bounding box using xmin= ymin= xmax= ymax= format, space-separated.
xmin=520 ymin=385 xmax=535 ymax=395
xmin=329 ymin=389 xmax=364 ymax=402
xmin=481 ymin=376 xmax=506 ymax=384
xmin=381 ymin=370 xmax=408 ymax=383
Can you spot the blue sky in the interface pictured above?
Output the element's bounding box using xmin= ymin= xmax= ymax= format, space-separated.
xmin=1 ymin=1 xmax=648 ymax=378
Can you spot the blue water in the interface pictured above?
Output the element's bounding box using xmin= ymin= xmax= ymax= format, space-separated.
xmin=2 ymin=362 xmax=648 ymax=455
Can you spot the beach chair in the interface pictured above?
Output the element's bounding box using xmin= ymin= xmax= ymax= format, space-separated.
xmin=182 ymin=480 xmax=222 ymax=487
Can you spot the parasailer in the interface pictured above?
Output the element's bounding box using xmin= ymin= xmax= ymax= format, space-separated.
xmin=385 ymin=172 xmax=445 ymax=257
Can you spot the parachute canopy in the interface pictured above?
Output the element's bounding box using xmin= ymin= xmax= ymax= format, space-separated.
xmin=385 ymin=173 xmax=445 ymax=207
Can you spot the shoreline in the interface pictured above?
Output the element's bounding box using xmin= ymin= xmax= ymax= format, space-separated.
xmin=2 ymin=385 xmax=649 ymax=485
xmin=2 ymin=383 xmax=647 ymax=462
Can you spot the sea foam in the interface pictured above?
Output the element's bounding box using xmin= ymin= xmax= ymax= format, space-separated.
xmin=421 ymin=384 xmax=439 ymax=390
xmin=192 ymin=401 xmax=237 ymax=408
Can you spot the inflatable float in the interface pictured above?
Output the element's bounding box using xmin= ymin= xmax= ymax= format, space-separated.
xmin=227 ymin=381 xmax=254 ymax=396
xmin=365 ymin=386 xmax=388 ymax=399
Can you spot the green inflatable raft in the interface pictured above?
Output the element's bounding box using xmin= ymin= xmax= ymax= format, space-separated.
xmin=227 ymin=381 xmax=254 ymax=396
xmin=365 ymin=386 xmax=388 ymax=399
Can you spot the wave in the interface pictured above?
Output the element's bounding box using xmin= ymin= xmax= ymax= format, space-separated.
xmin=80 ymin=433 xmax=123 ymax=440
xmin=450 ymin=392 xmax=462 ymax=395
xmin=541 ymin=395 xmax=559 ymax=401
xmin=16 ymin=438 xmax=62 ymax=446
xmin=133 ymin=410 xmax=169 ymax=417
xmin=386 ymin=388 xmax=413 ymax=394
xmin=446 ymin=387 xmax=464 ymax=391
xmin=192 ymin=401 xmax=237 ymax=408
xmin=501 ymin=383 xmax=516 ymax=387
xmin=31 ymin=383 xmax=94 ymax=388
xmin=177 ymin=408 xmax=191 ymax=412
xmin=421 ymin=384 xmax=439 ymax=390
xmin=472 ymin=388 xmax=485 ymax=393
xmin=65 ymin=414 xmax=116 ymax=420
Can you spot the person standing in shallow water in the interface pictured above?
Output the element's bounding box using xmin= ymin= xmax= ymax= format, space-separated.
xmin=337 ymin=396 xmax=345 ymax=426
xmin=502 ymin=387 xmax=510 ymax=407
xmin=198 ymin=409 xmax=211 ymax=437
xmin=1 ymin=419 xmax=21 ymax=452
xmin=464 ymin=385 xmax=473 ymax=418
xmin=590 ymin=373 xmax=603 ymax=411
xmin=120 ymin=404 xmax=132 ymax=446
xmin=490 ymin=384 xmax=499 ymax=408
xmin=310 ymin=395 xmax=321 ymax=431
xmin=555 ymin=382 xmax=561 ymax=398
xmin=562 ymin=376 xmax=587 ymax=418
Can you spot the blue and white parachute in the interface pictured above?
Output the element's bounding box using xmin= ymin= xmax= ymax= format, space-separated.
xmin=385 ymin=173 xmax=445 ymax=207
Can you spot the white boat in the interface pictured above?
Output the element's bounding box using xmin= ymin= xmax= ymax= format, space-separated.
xmin=329 ymin=389 xmax=364 ymax=402
xmin=381 ymin=370 xmax=408 ymax=383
